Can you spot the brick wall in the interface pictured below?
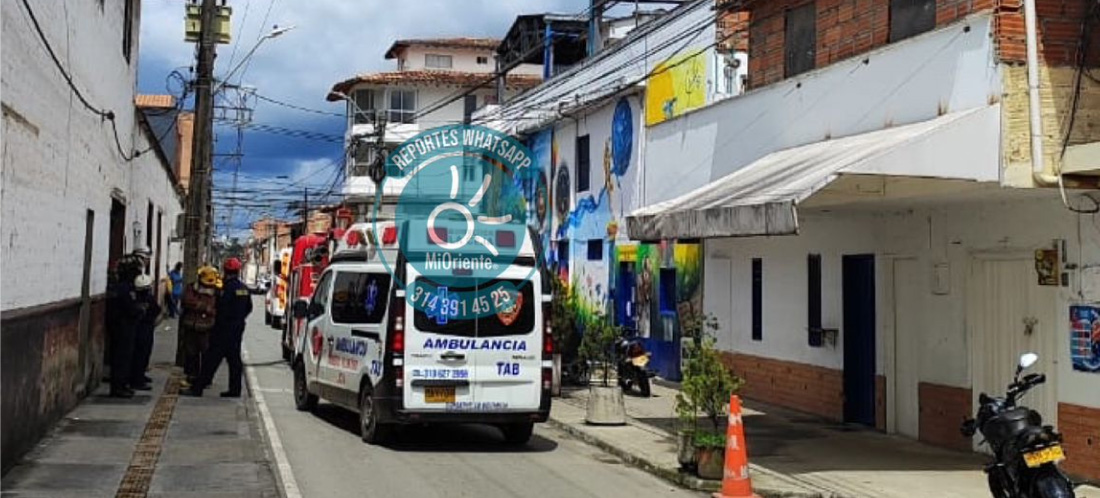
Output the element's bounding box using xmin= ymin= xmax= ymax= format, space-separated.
xmin=918 ymin=382 xmax=973 ymax=452
xmin=1059 ymin=402 xmax=1100 ymax=481
xmin=738 ymin=0 xmax=1099 ymax=89
xmin=716 ymin=3 xmax=751 ymax=52
xmin=720 ymin=351 xmax=845 ymax=421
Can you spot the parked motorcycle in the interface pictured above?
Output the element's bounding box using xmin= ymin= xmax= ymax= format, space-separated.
xmin=961 ymin=353 xmax=1077 ymax=498
xmin=615 ymin=334 xmax=653 ymax=397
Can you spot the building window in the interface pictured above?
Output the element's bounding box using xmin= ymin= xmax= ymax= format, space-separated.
xmin=889 ymin=0 xmax=936 ymax=42
xmin=752 ymin=258 xmax=763 ymax=341
xmin=807 ymin=253 xmax=823 ymax=346
xmin=576 ymin=135 xmax=590 ymax=192
xmin=352 ymin=89 xmax=375 ymax=125
xmin=556 ymin=240 xmax=570 ymax=273
xmin=463 ymin=94 xmax=478 ymax=123
xmin=587 ymin=239 xmax=603 ymax=261
xmin=477 ymin=56 xmax=489 ymax=65
xmin=784 ymin=3 xmax=816 ymax=78
xmin=425 ymin=54 xmax=453 ymax=69
xmin=388 ymin=89 xmax=416 ymax=124
xmin=122 ymin=0 xmax=137 ymax=62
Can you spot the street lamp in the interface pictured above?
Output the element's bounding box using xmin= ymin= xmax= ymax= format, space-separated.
xmin=214 ymin=25 xmax=295 ymax=94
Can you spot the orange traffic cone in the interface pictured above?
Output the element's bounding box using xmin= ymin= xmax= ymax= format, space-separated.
xmin=714 ymin=395 xmax=760 ymax=498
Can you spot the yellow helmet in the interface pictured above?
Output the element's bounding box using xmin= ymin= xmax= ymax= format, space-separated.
xmin=197 ymin=266 xmax=219 ymax=287
xmin=215 ymin=277 xmax=224 ymax=289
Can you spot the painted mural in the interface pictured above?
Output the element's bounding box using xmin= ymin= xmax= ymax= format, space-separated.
xmin=611 ymin=241 xmax=703 ymax=380
xmin=518 ymin=95 xmax=706 ymax=380
xmin=645 ymin=49 xmax=708 ymax=126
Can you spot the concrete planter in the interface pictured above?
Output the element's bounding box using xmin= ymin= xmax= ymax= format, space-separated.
xmin=584 ymin=385 xmax=626 ymax=425
xmin=677 ymin=432 xmax=697 ymax=470
xmin=695 ymin=446 xmax=725 ymax=480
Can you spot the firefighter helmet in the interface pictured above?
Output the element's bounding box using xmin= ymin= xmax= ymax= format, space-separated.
xmin=197 ymin=266 xmax=219 ymax=287
xmin=222 ymin=257 xmax=242 ymax=273
xmin=134 ymin=273 xmax=153 ymax=290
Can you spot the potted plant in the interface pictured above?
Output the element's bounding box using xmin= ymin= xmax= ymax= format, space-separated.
xmin=679 ymin=313 xmax=744 ymax=479
xmin=674 ymin=391 xmax=698 ymax=470
xmin=549 ymin=276 xmax=579 ymax=396
xmin=581 ymin=315 xmax=626 ymax=425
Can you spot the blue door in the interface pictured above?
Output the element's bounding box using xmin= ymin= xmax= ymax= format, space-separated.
xmin=617 ymin=262 xmax=636 ymax=332
xmin=842 ymin=255 xmax=876 ymax=427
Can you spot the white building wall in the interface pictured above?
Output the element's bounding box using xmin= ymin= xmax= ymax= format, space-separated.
xmin=398 ymin=46 xmax=542 ymax=76
xmin=644 ymin=13 xmax=999 ymax=206
xmin=704 ymin=194 xmax=1100 ymax=409
xmin=1 ymin=0 xmax=181 ymax=311
xmin=550 ymin=95 xmax=644 ymax=309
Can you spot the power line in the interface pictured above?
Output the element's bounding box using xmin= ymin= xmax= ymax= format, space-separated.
xmin=19 ymin=0 xmax=138 ymax=161
xmin=255 ymin=93 xmax=345 ymax=117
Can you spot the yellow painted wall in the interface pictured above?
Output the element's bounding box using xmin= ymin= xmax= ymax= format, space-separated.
xmin=645 ymin=50 xmax=708 ymax=126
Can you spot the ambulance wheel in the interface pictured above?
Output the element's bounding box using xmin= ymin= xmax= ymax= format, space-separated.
xmin=500 ymin=422 xmax=534 ymax=446
xmin=293 ymin=361 xmax=317 ymax=412
xmin=359 ymin=387 xmax=390 ymax=445
xmin=264 ymin=311 xmax=272 ymax=325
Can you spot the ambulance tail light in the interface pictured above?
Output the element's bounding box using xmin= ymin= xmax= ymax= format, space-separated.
xmin=388 ymin=294 xmax=405 ymax=356
xmin=395 ymin=365 xmax=404 ymax=389
xmin=542 ymin=366 xmax=552 ymax=391
xmin=542 ymin=301 xmax=553 ymax=360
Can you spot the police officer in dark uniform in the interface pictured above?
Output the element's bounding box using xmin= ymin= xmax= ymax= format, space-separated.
xmin=185 ymin=257 xmax=252 ymax=397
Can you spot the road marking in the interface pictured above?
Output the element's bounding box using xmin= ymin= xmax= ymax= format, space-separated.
xmin=243 ymin=347 xmax=302 ymax=498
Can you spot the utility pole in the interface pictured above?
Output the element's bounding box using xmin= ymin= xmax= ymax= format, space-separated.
xmin=183 ymin=0 xmax=217 ymax=284
xmin=302 ymin=188 xmax=308 ymax=232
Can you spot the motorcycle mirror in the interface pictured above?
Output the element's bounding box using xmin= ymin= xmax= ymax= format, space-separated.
xmin=1017 ymin=352 xmax=1039 ymax=374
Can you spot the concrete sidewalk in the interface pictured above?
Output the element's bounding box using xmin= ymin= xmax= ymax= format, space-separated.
xmin=549 ymin=382 xmax=1100 ymax=498
xmin=1 ymin=320 xmax=281 ymax=498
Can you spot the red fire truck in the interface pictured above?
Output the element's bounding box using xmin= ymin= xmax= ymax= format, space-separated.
xmin=280 ymin=208 xmax=353 ymax=361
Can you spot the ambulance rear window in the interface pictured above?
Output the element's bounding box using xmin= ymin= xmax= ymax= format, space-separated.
xmin=331 ymin=271 xmax=391 ymax=324
xmin=412 ymin=278 xmax=534 ymax=337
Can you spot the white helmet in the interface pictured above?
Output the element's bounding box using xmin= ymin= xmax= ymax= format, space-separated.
xmin=134 ymin=273 xmax=153 ymax=290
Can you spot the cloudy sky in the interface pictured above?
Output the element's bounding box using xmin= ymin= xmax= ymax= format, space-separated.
xmin=137 ymin=0 xmax=586 ymax=236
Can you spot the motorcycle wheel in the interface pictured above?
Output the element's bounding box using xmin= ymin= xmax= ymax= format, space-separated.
xmin=636 ymin=369 xmax=651 ymax=397
xmin=1033 ymin=469 xmax=1075 ymax=498
xmin=986 ymin=469 xmax=1013 ymax=498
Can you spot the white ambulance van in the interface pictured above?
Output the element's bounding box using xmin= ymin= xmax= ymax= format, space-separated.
xmin=291 ymin=221 xmax=552 ymax=445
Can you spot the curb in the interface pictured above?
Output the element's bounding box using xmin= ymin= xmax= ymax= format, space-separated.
xmin=546 ymin=415 xmax=828 ymax=498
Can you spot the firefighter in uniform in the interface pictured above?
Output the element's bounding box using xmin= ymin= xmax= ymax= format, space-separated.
xmin=186 ymin=258 xmax=252 ymax=397
xmin=180 ymin=265 xmax=219 ymax=388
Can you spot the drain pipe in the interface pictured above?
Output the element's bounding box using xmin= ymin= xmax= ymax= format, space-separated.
xmin=1024 ymin=0 xmax=1059 ymax=185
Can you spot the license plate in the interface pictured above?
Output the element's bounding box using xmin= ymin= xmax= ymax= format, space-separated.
xmin=1023 ymin=445 xmax=1065 ymax=468
xmin=424 ymin=386 xmax=455 ymax=403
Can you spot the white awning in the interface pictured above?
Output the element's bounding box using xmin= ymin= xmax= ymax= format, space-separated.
xmin=626 ymin=105 xmax=999 ymax=240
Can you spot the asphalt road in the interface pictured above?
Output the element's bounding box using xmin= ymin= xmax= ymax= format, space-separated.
xmin=241 ymin=298 xmax=701 ymax=498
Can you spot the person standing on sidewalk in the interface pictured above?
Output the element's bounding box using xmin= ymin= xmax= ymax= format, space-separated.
xmin=185 ymin=258 xmax=252 ymax=398
xmin=130 ymin=273 xmax=160 ymax=391
xmin=109 ymin=258 xmax=146 ymax=398
xmin=180 ymin=265 xmax=219 ymax=388
xmin=167 ymin=262 xmax=183 ymax=318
